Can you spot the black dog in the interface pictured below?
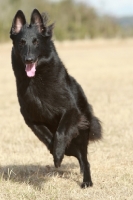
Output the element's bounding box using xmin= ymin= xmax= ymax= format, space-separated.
xmin=10 ymin=9 xmax=102 ymax=188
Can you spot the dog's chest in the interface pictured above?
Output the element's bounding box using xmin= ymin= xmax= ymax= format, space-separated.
xmin=19 ymin=84 xmax=59 ymax=123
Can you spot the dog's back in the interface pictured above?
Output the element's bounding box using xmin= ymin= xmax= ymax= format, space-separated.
xmin=10 ymin=9 xmax=102 ymax=188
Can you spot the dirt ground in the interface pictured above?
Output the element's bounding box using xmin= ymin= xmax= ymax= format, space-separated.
xmin=0 ymin=39 xmax=133 ymax=200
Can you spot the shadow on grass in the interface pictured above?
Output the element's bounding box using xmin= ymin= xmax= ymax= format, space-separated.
xmin=0 ymin=163 xmax=81 ymax=189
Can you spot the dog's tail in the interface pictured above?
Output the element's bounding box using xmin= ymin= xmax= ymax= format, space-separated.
xmin=89 ymin=116 xmax=102 ymax=141
xmin=78 ymin=114 xmax=102 ymax=141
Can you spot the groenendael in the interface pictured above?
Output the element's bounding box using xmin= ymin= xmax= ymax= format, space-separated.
xmin=10 ymin=9 xmax=102 ymax=188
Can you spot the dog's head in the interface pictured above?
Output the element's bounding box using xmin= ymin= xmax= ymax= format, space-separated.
xmin=10 ymin=9 xmax=54 ymax=77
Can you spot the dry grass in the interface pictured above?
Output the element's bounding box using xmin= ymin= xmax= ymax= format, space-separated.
xmin=0 ymin=39 xmax=133 ymax=200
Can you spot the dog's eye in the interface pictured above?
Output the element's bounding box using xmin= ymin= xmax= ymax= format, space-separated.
xmin=33 ymin=38 xmax=38 ymax=45
xmin=19 ymin=39 xmax=26 ymax=46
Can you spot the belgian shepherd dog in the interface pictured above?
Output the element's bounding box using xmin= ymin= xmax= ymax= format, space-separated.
xmin=10 ymin=9 xmax=102 ymax=188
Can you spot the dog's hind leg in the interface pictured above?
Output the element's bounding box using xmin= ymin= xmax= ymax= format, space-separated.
xmin=65 ymin=143 xmax=84 ymax=173
xmin=53 ymin=108 xmax=81 ymax=168
xmin=79 ymin=146 xmax=93 ymax=188
xmin=65 ymin=133 xmax=93 ymax=188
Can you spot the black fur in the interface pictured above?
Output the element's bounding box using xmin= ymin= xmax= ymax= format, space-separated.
xmin=10 ymin=9 xmax=102 ymax=188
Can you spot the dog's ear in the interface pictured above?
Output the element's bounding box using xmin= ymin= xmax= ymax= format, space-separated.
xmin=41 ymin=12 xmax=54 ymax=37
xmin=30 ymin=9 xmax=44 ymax=33
xmin=30 ymin=9 xmax=54 ymax=37
xmin=10 ymin=10 xmax=26 ymax=35
xmin=44 ymin=23 xmax=54 ymax=38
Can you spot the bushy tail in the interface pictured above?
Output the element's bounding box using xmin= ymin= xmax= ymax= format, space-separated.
xmin=89 ymin=116 xmax=102 ymax=141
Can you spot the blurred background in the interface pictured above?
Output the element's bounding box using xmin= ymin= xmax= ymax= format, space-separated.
xmin=0 ymin=1 xmax=133 ymax=199
xmin=0 ymin=0 xmax=133 ymax=42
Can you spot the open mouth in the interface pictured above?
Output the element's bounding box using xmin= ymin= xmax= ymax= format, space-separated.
xmin=25 ymin=60 xmax=38 ymax=77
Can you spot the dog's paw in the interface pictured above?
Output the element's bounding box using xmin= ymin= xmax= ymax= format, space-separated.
xmin=54 ymin=155 xmax=63 ymax=168
xmin=81 ymin=181 xmax=93 ymax=188
xmin=53 ymin=149 xmax=64 ymax=168
xmin=54 ymin=159 xmax=61 ymax=168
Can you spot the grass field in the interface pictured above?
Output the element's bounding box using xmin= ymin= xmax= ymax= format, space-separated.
xmin=0 ymin=39 xmax=133 ymax=200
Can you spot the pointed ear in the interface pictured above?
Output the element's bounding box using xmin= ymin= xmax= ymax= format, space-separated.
xmin=30 ymin=9 xmax=44 ymax=33
xmin=44 ymin=23 xmax=54 ymax=38
xmin=10 ymin=10 xmax=26 ymax=35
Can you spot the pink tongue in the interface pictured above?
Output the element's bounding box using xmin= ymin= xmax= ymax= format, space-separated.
xmin=25 ymin=63 xmax=36 ymax=77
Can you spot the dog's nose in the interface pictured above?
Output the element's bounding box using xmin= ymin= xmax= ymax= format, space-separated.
xmin=25 ymin=57 xmax=34 ymax=64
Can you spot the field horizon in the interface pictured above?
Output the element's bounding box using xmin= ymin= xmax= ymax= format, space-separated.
xmin=0 ymin=39 xmax=133 ymax=199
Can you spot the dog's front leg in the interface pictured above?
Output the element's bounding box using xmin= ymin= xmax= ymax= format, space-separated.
xmin=20 ymin=109 xmax=54 ymax=152
xmin=53 ymin=108 xmax=80 ymax=168
xmin=29 ymin=124 xmax=54 ymax=153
